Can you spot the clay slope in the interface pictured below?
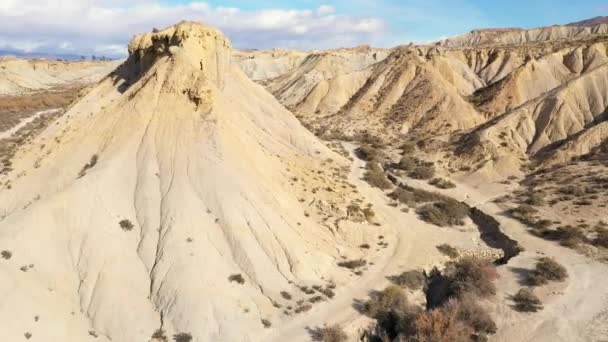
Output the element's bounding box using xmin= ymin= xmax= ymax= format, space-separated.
xmin=455 ymin=40 xmax=608 ymax=171
xmin=0 ymin=57 xmax=120 ymax=96
xmin=260 ymin=45 xmax=390 ymax=109
xmin=233 ymin=49 xmax=309 ymax=81
xmin=0 ymin=21 xmax=370 ymax=342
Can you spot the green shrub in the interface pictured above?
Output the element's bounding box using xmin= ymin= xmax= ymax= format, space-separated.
xmin=513 ymin=288 xmax=543 ymax=312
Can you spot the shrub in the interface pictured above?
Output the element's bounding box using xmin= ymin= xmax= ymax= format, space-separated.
xmin=437 ymin=244 xmax=459 ymax=259
xmin=512 ymin=288 xmax=543 ymax=312
xmin=510 ymin=205 xmax=538 ymax=224
xmin=280 ymin=291 xmax=292 ymax=300
xmin=594 ymin=228 xmax=608 ymax=248
xmin=363 ymin=163 xmax=392 ymax=189
xmin=355 ymin=144 xmax=382 ymax=162
xmin=445 ymin=296 xmax=497 ymax=335
xmin=261 ymin=319 xmax=272 ymax=328
xmin=173 ymin=333 xmax=193 ymax=342
xmin=445 ymin=257 xmax=497 ymax=299
xmin=409 ymin=165 xmax=435 ymax=180
xmin=527 ymin=257 xmax=567 ymax=286
xmin=526 ymin=192 xmax=545 ymax=206
xmin=78 ymin=154 xmax=98 ymax=178
xmin=429 ymin=178 xmax=456 ymax=189
xmin=119 ymin=219 xmax=134 ymax=231
xmin=337 ymin=259 xmax=367 ymax=269
xmin=393 ymin=270 xmax=426 ymax=290
xmin=317 ymin=325 xmax=347 ymax=342
xmin=398 ymin=156 xmax=418 ymax=171
xmin=151 ymin=329 xmax=168 ymax=342
xmin=417 ymin=200 xmax=469 ymax=227
xmin=363 ymin=285 xmax=410 ymax=318
xmin=1 ymin=250 xmax=12 ymax=259
xmin=400 ymin=141 xmax=416 ymax=155
xmin=228 ymin=274 xmax=245 ymax=284
xmin=413 ymin=309 xmax=472 ymax=342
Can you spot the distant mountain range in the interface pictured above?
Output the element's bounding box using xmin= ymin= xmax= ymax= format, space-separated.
xmin=0 ymin=49 xmax=116 ymax=61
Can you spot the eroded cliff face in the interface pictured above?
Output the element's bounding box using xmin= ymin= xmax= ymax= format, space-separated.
xmin=243 ymin=22 xmax=608 ymax=175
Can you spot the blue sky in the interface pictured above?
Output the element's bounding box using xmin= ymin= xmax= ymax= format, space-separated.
xmin=1 ymin=0 xmax=607 ymax=57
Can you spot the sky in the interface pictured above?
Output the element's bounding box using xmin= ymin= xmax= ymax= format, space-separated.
xmin=1 ymin=0 xmax=607 ymax=58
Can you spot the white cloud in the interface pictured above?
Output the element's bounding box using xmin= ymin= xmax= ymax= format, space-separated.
xmin=0 ymin=1 xmax=387 ymax=57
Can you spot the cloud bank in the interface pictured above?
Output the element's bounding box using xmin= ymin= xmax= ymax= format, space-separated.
xmin=0 ymin=0 xmax=386 ymax=57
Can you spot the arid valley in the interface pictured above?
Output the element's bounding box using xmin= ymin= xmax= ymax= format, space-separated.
xmin=0 ymin=7 xmax=607 ymax=342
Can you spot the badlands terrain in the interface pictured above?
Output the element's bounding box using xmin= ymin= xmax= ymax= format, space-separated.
xmin=0 ymin=17 xmax=607 ymax=342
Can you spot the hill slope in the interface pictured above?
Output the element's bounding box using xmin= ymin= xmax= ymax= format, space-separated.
xmin=0 ymin=21 xmax=375 ymax=342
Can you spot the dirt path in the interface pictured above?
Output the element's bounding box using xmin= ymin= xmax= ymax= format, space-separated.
xmin=401 ymin=175 xmax=608 ymax=342
xmin=268 ymin=143 xmax=608 ymax=342
xmin=0 ymin=108 xmax=61 ymax=140
xmin=267 ymin=143 xmax=479 ymax=341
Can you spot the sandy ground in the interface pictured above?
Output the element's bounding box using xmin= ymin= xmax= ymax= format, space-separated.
xmin=267 ymin=143 xmax=608 ymax=342
xmin=267 ymin=143 xmax=494 ymax=341
xmin=398 ymin=173 xmax=608 ymax=342
xmin=0 ymin=108 xmax=61 ymax=139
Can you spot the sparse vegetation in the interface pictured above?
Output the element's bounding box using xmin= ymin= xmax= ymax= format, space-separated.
xmin=417 ymin=199 xmax=469 ymax=227
xmin=78 ymin=154 xmax=99 ymax=178
xmin=152 ymin=329 xmax=168 ymax=341
xmin=228 ymin=273 xmax=245 ymax=284
xmin=1 ymin=250 xmax=12 ymax=259
xmin=173 ymin=332 xmax=193 ymax=342
xmin=409 ymin=165 xmax=435 ymax=180
xmin=119 ymin=219 xmax=134 ymax=231
xmin=337 ymin=258 xmax=367 ymax=269
xmin=392 ymin=270 xmax=426 ymax=289
xmin=512 ymin=288 xmax=543 ymax=312
xmin=314 ymin=325 xmax=347 ymax=342
xmin=437 ymin=244 xmax=459 ymax=258
xmin=443 ymin=257 xmax=498 ymax=299
xmin=527 ymin=257 xmax=567 ymax=286
xmin=429 ymin=178 xmax=456 ymax=189
xmin=363 ymin=285 xmax=412 ymax=318
xmin=363 ymin=162 xmax=392 ymax=189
